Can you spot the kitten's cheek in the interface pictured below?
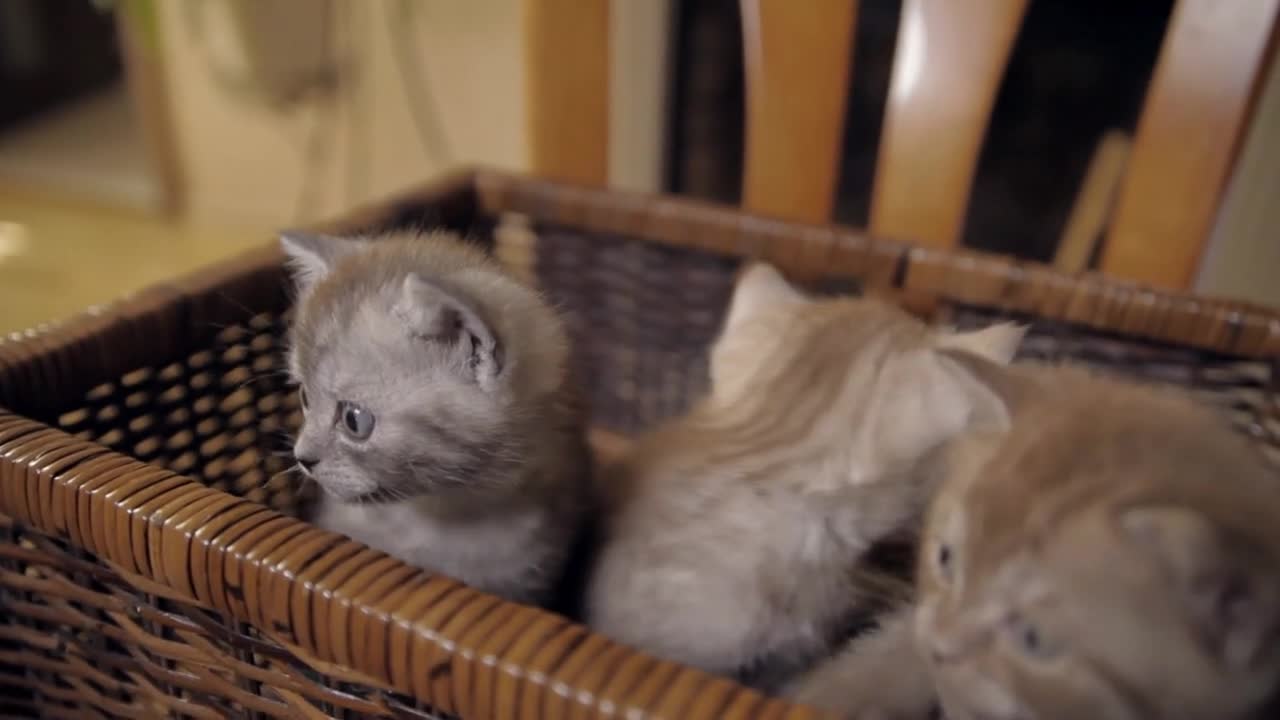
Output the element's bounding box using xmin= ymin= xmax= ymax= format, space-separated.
xmin=913 ymin=601 xmax=940 ymax=656
xmin=934 ymin=676 xmax=978 ymax=720
xmin=314 ymin=468 xmax=380 ymax=501
xmin=936 ymin=671 xmax=1020 ymax=720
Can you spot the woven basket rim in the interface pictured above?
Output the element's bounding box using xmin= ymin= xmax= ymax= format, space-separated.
xmin=0 ymin=408 xmax=791 ymax=718
xmin=462 ymin=168 xmax=1280 ymax=359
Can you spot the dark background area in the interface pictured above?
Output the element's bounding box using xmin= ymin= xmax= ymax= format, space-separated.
xmin=0 ymin=0 xmax=121 ymax=132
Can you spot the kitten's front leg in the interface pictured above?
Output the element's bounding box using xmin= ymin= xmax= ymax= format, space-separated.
xmin=787 ymin=608 xmax=938 ymax=720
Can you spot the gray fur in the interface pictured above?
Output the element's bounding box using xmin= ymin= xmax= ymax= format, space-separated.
xmin=281 ymin=230 xmax=589 ymax=605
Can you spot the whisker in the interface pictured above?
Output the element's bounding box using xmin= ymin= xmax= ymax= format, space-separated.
xmin=265 ymin=465 xmax=300 ymax=489
xmin=228 ymin=369 xmax=295 ymax=396
xmin=214 ymin=290 xmax=263 ymax=321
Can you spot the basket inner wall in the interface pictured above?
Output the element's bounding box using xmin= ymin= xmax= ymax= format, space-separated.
xmin=1 ymin=193 xmax=1277 ymax=719
xmin=531 ymin=222 xmax=1280 ymax=467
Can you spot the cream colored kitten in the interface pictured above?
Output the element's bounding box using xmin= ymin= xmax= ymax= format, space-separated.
xmin=791 ymin=361 xmax=1280 ymax=720
xmin=282 ymin=230 xmax=591 ymax=606
xmin=584 ymin=264 xmax=1025 ymax=686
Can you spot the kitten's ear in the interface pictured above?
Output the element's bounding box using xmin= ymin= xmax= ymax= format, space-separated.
xmin=936 ymin=322 xmax=1027 ymax=364
xmin=877 ymin=350 xmax=1012 ymax=461
xmin=928 ymin=352 xmax=1013 ymax=432
xmin=1121 ymin=505 xmax=1280 ymax=669
xmin=279 ymin=231 xmax=361 ymax=291
xmin=395 ymin=273 xmax=503 ymax=389
xmin=724 ymin=263 xmax=805 ymax=331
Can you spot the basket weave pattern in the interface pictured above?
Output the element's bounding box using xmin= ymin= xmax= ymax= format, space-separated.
xmin=0 ymin=171 xmax=1276 ymax=718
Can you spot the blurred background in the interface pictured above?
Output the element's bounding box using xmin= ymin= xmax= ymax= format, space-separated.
xmin=0 ymin=0 xmax=1277 ymax=333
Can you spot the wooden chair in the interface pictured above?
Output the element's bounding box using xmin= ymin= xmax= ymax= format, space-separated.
xmin=524 ymin=0 xmax=1278 ymax=290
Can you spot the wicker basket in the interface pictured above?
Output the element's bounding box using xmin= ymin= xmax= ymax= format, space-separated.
xmin=0 ymin=170 xmax=1277 ymax=719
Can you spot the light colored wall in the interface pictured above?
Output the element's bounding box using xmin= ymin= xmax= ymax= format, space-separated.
xmin=1197 ymin=41 xmax=1280 ymax=308
xmin=609 ymin=0 xmax=672 ymax=193
xmin=157 ymin=0 xmax=528 ymax=228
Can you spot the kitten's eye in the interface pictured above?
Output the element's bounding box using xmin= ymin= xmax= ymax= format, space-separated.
xmin=1006 ymin=617 xmax=1060 ymax=661
xmin=340 ymin=403 xmax=376 ymax=439
xmin=936 ymin=543 xmax=954 ymax=579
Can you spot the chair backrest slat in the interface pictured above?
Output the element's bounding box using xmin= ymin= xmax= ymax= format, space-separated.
xmin=868 ymin=0 xmax=1029 ymax=250
xmin=1099 ymin=0 xmax=1279 ymax=289
xmin=739 ymin=0 xmax=860 ymax=223
xmin=524 ymin=0 xmax=611 ymax=186
xmin=524 ymin=1 xmax=1276 ymax=288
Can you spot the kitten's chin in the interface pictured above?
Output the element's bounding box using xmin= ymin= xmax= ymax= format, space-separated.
xmin=936 ymin=676 xmax=1031 ymax=720
xmin=315 ymin=477 xmax=421 ymax=504
xmin=328 ymin=487 xmax=424 ymax=505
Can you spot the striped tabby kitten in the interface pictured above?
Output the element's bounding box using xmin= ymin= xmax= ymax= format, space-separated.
xmin=281 ymin=230 xmax=590 ymax=606
xmin=791 ymin=362 xmax=1280 ymax=720
xmin=585 ymin=264 xmax=1025 ymax=686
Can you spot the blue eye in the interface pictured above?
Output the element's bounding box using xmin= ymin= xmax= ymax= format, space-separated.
xmin=340 ymin=403 xmax=375 ymax=439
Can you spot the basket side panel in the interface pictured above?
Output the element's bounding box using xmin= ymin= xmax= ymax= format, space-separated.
xmin=0 ymin=247 xmax=290 ymax=426
xmin=0 ymin=513 xmax=464 ymax=719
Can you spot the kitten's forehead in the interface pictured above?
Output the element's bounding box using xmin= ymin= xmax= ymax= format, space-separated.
xmin=949 ymin=488 xmax=1031 ymax=582
xmin=302 ymin=305 xmax=440 ymax=385
xmin=930 ymin=452 xmax=1101 ymax=598
xmin=291 ymin=271 xmax=379 ymax=361
xmin=954 ymin=405 xmax=1272 ymax=559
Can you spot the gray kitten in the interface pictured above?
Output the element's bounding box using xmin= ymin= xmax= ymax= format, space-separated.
xmin=280 ymin=230 xmax=590 ymax=606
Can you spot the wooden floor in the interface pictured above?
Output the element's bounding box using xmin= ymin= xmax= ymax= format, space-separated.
xmin=0 ymin=187 xmax=269 ymax=334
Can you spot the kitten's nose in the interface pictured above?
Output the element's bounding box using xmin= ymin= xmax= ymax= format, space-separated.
xmin=296 ymin=455 xmax=320 ymax=474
